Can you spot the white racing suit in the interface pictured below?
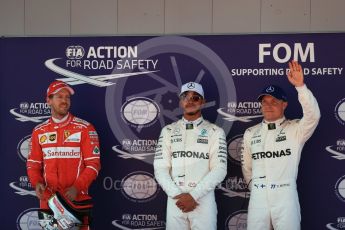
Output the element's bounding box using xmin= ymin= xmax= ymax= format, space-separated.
xmin=154 ymin=117 xmax=227 ymax=230
xmin=241 ymin=85 xmax=320 ymax=230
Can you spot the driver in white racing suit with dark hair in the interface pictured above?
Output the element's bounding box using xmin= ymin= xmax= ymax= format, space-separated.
xmin=154 ymin=82 xmax=227 ymax=230
xmin=241 ymin=61 xmax=321 ymax=230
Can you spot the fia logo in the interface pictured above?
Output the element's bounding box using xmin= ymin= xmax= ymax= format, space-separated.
xmin=65 ymin=45 xmax=85 ymax=59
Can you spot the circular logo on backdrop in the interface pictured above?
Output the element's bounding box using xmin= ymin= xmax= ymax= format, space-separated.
xmin=105 ymin=36 xmax=237 ymax=164
xmin=335 ymin=175 xmax=345 ymax=202
xmin=17 ymin=135 xmax=31 ymax=162
xmin=227 ymin=135 xmax=244 ymax=165
xmin=65 ymin=45 xmax=85 ymax=59
xmin=225 ymin=210 xmax=248 ymax=230
xmin=121 ymin=171 xmax=159 ymax=203
xmin=121 ymin=97 xmax=160 ymax=127
xmin=16 ymin=208 xmax=41 ymax=230
xmin=335 ymin=98 xmax=345 ymax=125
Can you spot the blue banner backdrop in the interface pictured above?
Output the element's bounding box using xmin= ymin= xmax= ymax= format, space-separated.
xmin=1 ymin=33 xmax=345 ymax=229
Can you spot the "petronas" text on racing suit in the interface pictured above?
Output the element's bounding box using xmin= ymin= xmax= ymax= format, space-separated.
xmin=252 ymin=148 xmax=291 ymax=160
xmin=172 ymin=151 xmax=209 ymax=159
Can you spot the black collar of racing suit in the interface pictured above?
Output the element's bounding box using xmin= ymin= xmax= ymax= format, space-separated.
xmin=262 ymin=116 xmax=286 ymax=130
xmin=182 ymin=116 xmax=204 ymax=129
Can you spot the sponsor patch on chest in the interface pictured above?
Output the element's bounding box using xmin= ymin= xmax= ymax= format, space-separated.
xmin=171 ymin=138 xmax=182 ymax=143
xmin=276 ymin=136 xmax=287 ymax=142
xmin=39 ymin=132 xmax=57 ymax=145
xmin=64 ymin=131 xmax=81 ymax=143
xmin=197 ymin=138 xmax=208 ymax=144
xmin=42 ymin=147 xmax=81 ymax=159
xmin=251 ymin=138 xmax=261 ymax=145
xmin=252 ymin=148 xmax=291 ymax=160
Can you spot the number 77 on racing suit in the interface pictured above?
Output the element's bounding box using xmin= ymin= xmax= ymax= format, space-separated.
xmin=154 ymin=82 xmax=228 ymax=230
xmin=241 ymin=61 xmax=321 ymax=230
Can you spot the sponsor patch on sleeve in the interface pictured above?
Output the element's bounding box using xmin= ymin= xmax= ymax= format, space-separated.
xmin=89 ymin=131 xmax=99 ymax=140
xmin=93 ymin=146 xmax=100 ymax=155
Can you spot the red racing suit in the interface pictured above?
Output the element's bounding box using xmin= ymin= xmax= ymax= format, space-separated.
xmin=27 ymin=113 xmax=101 ymax=210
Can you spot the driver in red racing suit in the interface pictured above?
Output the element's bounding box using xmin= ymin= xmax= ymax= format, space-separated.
xmin=27 ymin=80 xmax=101 ymax=229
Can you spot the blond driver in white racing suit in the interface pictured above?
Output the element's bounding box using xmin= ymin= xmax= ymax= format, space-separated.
xmin=241 ymin=61 xmax=321 ymax=230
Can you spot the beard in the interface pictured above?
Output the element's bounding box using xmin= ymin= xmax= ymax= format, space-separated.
xmin=51 ymin=104 xmax=70 ymax=117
